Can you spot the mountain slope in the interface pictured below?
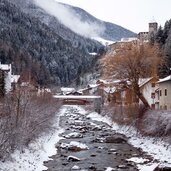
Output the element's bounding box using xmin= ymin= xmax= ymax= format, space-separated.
xmin=65 ymin=3 xmax=136 ymax=41
xmin=7 ymin=0 xmax=103 ymax=54
xmin=0 ymin=0 xmax=136 ymax=86
xmin=12 ymin=0 xmax=136 ymax=42
xmin=0 ymin=0 xmax=103 ymax=86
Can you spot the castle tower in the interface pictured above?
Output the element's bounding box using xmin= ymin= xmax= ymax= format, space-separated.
xmin=149 ymin=22 xmax=158 ymax=34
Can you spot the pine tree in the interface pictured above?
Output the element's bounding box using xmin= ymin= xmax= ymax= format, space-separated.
xmin=155 ymin=26 xmax=164 ymax=46
xmin=0 ymin=71 xmax=5 ymax=97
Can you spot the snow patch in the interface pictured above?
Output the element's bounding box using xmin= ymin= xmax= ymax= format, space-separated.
xmin=0 ymin=106 xmax=68 ymax=171
xmin=87 ymin=111 xmax=171 ymax=167
xmin=137 ymin=163 xmax=158 ymax=171
xmin=105 ymin=167 xmax=115 ymax=171
xmin=126 ymin=157 xmax=150 ymax=164
xmin=60 ymin=141 xmax=89 ymax=150
xmin=87 ymin=112 xmax=113 ymax=126
xmin=92 ymin=37 xmax=115 ymax=46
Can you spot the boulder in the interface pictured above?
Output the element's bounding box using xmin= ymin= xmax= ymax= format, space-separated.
xmin=105 ymin=135 xmax=127 ymax=143
xmin=153 ymin=166 xmax=171 ymax=171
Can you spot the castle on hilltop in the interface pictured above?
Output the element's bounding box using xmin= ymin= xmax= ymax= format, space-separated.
xmin=138 ymin=21 xmax=158 ymax=42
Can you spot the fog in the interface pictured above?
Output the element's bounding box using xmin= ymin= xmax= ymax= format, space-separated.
xmin=34 ymin=0 xmax=105 ymax=38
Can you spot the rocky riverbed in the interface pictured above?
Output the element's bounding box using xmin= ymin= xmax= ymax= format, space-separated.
xmin=43 ymin=106 xmax=157 ymax=171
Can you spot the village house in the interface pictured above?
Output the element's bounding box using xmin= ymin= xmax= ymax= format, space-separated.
xmin=95 ymin=79 xmax=138 ymax=106
xmin=0 ymin=62 xmax=20 ymax=95
xmin=0 ymin=63 xmax=12 ymax=94
xmin=139 ymin=77 xmax=159 ymax=109
xmin=157 ymin=75 xmax=171 ymax=110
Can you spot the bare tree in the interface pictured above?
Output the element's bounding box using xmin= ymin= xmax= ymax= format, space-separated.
xmin=0 ymin=87 xmax=61 ymax=160
xmin=102 ymin=42 xmax=163 ymax=108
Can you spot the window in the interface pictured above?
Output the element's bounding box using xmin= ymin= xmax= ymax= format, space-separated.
xmin=164 ymin=105 xmax=167 ymax=110
xmin=151 ymin=104 xmax=155 ymax=109
xmin=160 ymin=90 xmax=162 ymax=96
xmin=151 ymin=93 xmax=155 ymax=99
xmin=165 ymin=89 xmax=167 ymax=96
xmin=151 ymin=83 xmax=155 ymax=87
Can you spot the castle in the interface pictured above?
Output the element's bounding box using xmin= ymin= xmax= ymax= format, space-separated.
xmin=138 ymin=22 xmax=158 ymax=42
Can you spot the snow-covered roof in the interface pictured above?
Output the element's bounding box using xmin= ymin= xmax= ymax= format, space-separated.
xmin=158 ymin=75 xmax=171 ymax=83
xmin=89 ymin=52 xmax=97 ymax=56
xmin=88 ymin=84 xmax=99 ymax=88
xmin=0 ymin=64 xmax=11 ymax=71
xmin=61 ymin=87 xmax=75 ymax=93
xmin=11 ymin=75 xmax=20 ymax=83
xmin=97 ymin=79 xmax=121 ymax=84
xmin=139 ymin=78 xmax=153 ymax=87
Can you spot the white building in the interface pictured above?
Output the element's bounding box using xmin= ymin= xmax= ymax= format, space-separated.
xmin=0 ymin=62 xmax=20 ymax=94
xmin=139 ymin=77 xmax=158 ymax=108
xmin=0 ymin=63 xmax=12 ymax=93
xmin=157 ymin=75 xmax=171 ymax=110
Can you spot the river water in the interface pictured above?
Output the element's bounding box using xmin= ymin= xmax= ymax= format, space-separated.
xmin=44 ymin=106 xmax=153 ymax=171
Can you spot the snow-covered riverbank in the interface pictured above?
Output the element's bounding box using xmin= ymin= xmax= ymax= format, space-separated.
xmin=0 ymin=107 xmax=67 ymax=171
xmin=87 ymin=111 xmax=171 ymax=170
xmin=0 ymin=105 xmax=170 ymax=171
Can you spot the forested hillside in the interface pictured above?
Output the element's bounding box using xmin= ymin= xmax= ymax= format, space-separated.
xmin=0 ymin=0 xmax=103 ymax=86
xmin=154 ymin=19 xmax=171 ymax=77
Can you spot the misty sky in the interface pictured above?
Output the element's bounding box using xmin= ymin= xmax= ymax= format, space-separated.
xmin=54 ymin=0 xmax=171 ymax=33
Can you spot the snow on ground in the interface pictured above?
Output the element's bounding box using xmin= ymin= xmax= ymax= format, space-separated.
xmin=87 ymin=110 xmax=171 ymax=169
xmin=1 ymin=105 xmax=171 ymax=171
xmin=127 ymin=157 xmax=150 ymax=164
xmin=105 ymin=167 xmax=115 ymax=171
xmin=60 ymin=141 xmax=89 ymax=150
xmin=137 ymin=163 xmax=159 ymax=171
xmin=0 ymin=106 xmax=69 ymax=171
xmin=87 ymin=112 xmax=113 ymax=126
xmin=92 ymin=37 xmax=115 ymax=46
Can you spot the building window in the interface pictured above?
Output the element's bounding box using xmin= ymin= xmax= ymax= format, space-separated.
xmin=160 ymin=90 xmax=162 ymax=96
xmin=164 ymin=105 xmax=167 ymax=110
xmin=151 ymin=104 xmax=155 ymax=109
xmin=165 ymin=89 xmax=167 ymax=96
xmin=151 ymin=92 xmax=155 ymax=99
xmin=151 ymin=83 xmax=155 ymax=87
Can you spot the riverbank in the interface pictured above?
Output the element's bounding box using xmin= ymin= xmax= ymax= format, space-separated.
xmin=0 ymin=105 xmax=171 ymax=171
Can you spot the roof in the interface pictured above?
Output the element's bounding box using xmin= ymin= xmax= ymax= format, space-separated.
xmin=61 ymin=87 xmax=76 ymax=95
xmin=158 ymin=75 xmax=171 ymax=83
xmin=0 ymin=64 xmax=11 ymax=71
xmin=11 ymin=75 xmax=20 ymax=83
xmin=139 ymin=77 xmax=153 ymax=87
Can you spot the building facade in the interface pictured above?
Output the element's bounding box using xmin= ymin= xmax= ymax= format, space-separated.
xmin=139 ymin=77 xmax=159 ymax=109
xmin=158 ymin=76 xmax=171 ymax=110
xmin=138 ymin=22 xmax=158 ymax=42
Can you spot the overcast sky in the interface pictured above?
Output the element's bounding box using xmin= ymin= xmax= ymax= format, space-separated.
xmin=54 ymin=0 xmax=171 ymax=33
